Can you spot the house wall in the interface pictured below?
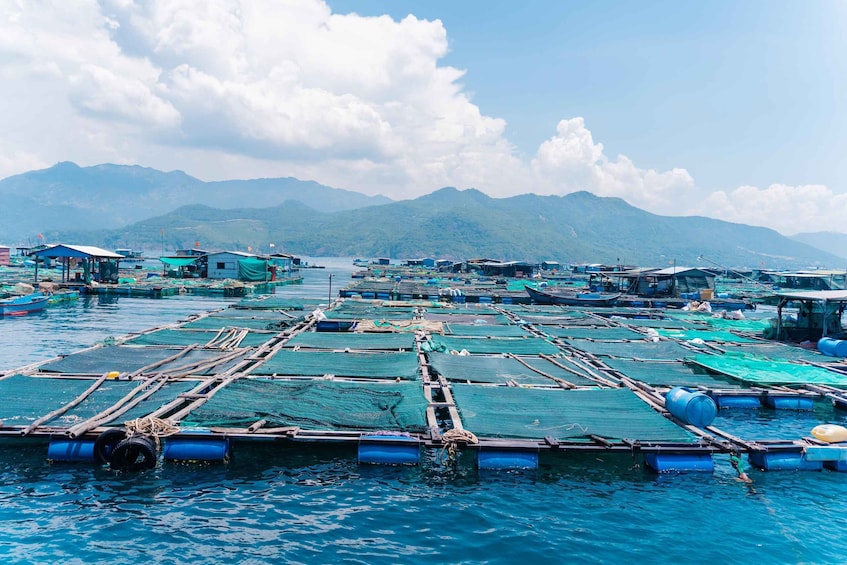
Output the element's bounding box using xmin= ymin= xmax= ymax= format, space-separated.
xmin=0 ymin=246 xmax=9 ymax=266
xmin=206 ymin=253 xmax=244 ymax=279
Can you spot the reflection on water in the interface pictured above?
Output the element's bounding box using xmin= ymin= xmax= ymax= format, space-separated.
xmin=0 ymin=257 xmax=356 ymax=370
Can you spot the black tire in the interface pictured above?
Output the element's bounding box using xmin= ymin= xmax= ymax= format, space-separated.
xmin=93 ymin=428 xmax=126 ymax=464
xmin=109 ymin=436 xmax=158 ymax=471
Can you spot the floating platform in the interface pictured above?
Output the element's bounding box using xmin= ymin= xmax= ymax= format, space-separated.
xmin=1 ymin=296 xmax=845 ymax=476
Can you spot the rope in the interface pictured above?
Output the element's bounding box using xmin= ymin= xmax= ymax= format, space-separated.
xmin=439 ymin=428 xmax=478 ymax=465
xmin=124 ymin=416 xmax=180 ymax=450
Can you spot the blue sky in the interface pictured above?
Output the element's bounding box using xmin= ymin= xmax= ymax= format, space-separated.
xmin=332 ymin=1 xmax=846 ymax=191
xmin=0 ymin=1 xmax=844 ymax=234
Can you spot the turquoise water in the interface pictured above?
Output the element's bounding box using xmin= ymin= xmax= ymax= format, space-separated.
xmin=1 ymin=259 xmax=846 ymax=563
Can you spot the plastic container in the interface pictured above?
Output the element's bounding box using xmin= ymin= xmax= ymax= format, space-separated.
xmin=665 ymin=387 xmax=717 ymax=427
xmin=818 ymin=337 xmax=847 ymax=357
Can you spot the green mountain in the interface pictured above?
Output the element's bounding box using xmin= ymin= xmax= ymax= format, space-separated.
xmin=53 ymin=186 xmax=842 ymax=269
xmin=790 ymin=232 xmax=847 ymax=262
xmin=0 ymin=162 xmax=391 ymax=243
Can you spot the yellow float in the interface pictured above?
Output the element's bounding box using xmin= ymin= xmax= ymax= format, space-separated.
xmin=811 ymin=424 xmax=847 ymax=443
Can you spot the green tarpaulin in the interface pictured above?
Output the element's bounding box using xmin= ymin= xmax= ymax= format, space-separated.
xmin=159 ymin=257 xmax=198 ymax=267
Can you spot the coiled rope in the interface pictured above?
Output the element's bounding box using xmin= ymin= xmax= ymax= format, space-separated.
xmin=124 ymin=416 xmax=180 ymax=450
xmin=440 ymin=428 xmax=478 ymax=465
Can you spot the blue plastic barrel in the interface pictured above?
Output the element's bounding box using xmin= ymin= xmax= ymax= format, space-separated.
xmin=48 ymin=439 xmax=96 ymax=462
xmin=818 ymin=337 xmax=847 ymax=357
xmin=665 ymin=387 xmax=717 ymax=427
xmin=477 ymin=449 xmax=538 ymax=470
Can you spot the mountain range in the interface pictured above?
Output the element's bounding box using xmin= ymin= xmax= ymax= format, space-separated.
xmin=1 ymin=162 xmax=843 ymax=269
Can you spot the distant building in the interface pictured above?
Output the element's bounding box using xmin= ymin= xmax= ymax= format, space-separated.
xmin=541 ymin=261 xmax=560 ymax=271
xmin=0 ymin=244 xmax=9 ymax=266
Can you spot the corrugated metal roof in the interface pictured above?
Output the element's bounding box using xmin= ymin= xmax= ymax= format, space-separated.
xmin=775 ymin=290 xmax=847 ymax=301
xmin=652 ymin=266 xmax=711 ymax=276
xmin=32 ymin=244 xmax=123 ymax=258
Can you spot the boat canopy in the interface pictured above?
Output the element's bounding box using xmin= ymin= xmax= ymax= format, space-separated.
xmin=159 ymin=257 xmax=199 ymax=267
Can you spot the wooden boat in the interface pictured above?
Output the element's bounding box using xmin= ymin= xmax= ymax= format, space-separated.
xmin=525 ymin=286 xmax=620 ymax=307
xmin=0 ymin=292 xmax=49 ymax=316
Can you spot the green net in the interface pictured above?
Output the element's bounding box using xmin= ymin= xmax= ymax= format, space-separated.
xmin=106 ymin=380 xmax=201 ymax=425
xmin=697 ymin=316 xmax=772 ymax=334
xmin=37 ymin=346 xmax=234 ymax=375
xmin=444 ymin=324 xmax=529 ymax=338
xmin=543 ymin=327 xmax=646 ymax=340
xmin=600 ymin=358 xmax=742 ymax=388
xmin=656 ymin=329 xmax=756 ymax=343
xmin=423 ymin=313 xmax=511 ymax=325
xmin=616 ymin=318 xmax=704 ymax=330
xmin=325 ymin=309 xmax=415 ymax=320
xmin=252 ymin=350 xmax=420 ymax=379
xmin=181 ymin=315 xmax=300 ymax=330
xmin=0 ymin=375 xmax=92 ymax=426
xmin=234 ymin=297 xmax=306 ymax=310
xmin=428 ymin=352 xmax=598 ymax=386
xmin=714 ymin=343 xmax=839 ymax=364
xmin=450 ymin=385 xmax=692 ymax=441
xmin=688 ymin=353 xmax=847 ymax=386
xmin=284 ymin=332 xmax=416 ymax=351
xmin=181 ymin=379 xmax=429 ymax=432
xmin=423 ymin=336 xmax=561 ymax=355
xmin=562 ymin=339 xmax=697 ymax=360
xmin=127 ymin=329 xmax=274 ymax=348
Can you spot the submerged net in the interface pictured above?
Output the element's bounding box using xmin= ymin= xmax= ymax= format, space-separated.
xmin=252 ymin=350 xmax=420 ymax=379
xmin=656 ymin=329 xmax=756 ymax=343
xmin=450 ymin=385 xmax=692 ymax=441
xmin=181 ymin=379 xmax=429 ymax=432
xmin=0 ymin=375 xmax=92 ymax=426
xmin=428 ymin=352 xmax=598 ymax=386
xmin=444 ymin=324 xmax=530 ymax=338
xmin=689 ymin=353 xmax=847 ymax=386
xmin=423 ymin=336 xmax=560 ymax=355
xmin=181 ymin=315 xmax=302 ymax=331
xmin=127 ymin=329 xmax=273 ymax=348
xmin=37 ymin=346 xmax=236 ymax=375
xmin=234 ymin=297 xmax=306 ymax=310
xmin=562 ymin=339 xmax=697 ymax=361
xmin=600 ymin=358 xmax=742 ymax=389
xmin=284 ymin=332 xmax=416 ymax=351
xmin=543 ymin=327 xmax=646 ymax=340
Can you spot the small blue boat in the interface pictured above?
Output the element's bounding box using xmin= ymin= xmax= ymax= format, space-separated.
xmin=0 ymin=292 xmax=49 ymax=316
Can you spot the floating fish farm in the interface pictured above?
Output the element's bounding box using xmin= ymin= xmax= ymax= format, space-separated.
xmin=3 ymin=293 xmax=847 ymax=475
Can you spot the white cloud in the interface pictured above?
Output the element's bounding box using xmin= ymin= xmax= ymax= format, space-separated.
xmin=531 ymin=118 xmax=695 ymax=212
xmin=0 ymin=0 xmax=839 ymax=235
xmin=703 ymin=184 xmax=847 ymax=235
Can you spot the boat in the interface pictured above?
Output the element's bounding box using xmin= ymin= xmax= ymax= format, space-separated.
xmin=525 ymin=286 xmax=620 ymax=307
xmin=0 ymin=292 xmax=49 ymax=316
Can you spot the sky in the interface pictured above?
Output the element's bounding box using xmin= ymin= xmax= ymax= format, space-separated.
xmin=1 ymin=0 xmax=845 ymax=235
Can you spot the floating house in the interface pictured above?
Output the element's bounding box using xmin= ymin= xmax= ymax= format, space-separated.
xmin=206 ymin=251 xmax=271 ymax=281
xmin=618 ymin=267 xmax=716 ymax=298
xmin=0 ymin=244 xmax=9 ymax=267
xmin=762 ymin=270 xmax=847 ymax=291
xmin=541 ymin=260 xmax=561 ymax=271
xmin=771 ymin=290 xmax=847 ymax=341
xmin=31 ymin=244 xmax=124 ymax=284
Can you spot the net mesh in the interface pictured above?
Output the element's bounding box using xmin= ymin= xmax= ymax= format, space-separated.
xmin=562 ymin=339 xmax=698 ymax=360
xmin=450 ymin=385 xmax=692 ymax=441
xmin=428 ymin=352 xmax=598 ymax=386
xmin=600 ymin=358 xmax=742 ymax=388
xmin=252 ymin=350 xmax=420 ymax=379
xmin=181 ymin=379 xmax=429 ymax=432
xmin=543 ymin=327 xmax=646 ymax=340
xmin=127 ymin=329 xmax=273 ymax=348
xmin=284 ymin=332 xmax=416 ymax=351
xmin=689 ymin=353 xmax=847 ymax=386
xmin=181 ymin=315 xmax=301 ymax=330
xmin=234 ymin=297 xmax=307 ymax=310
xmin=0 ymin=375 xmax=91 ymax=426
xmin=424 ymin=336 xmax=561 ymax=355
xmin=656 ymin=329 xmax=756 ymax=343
xmin=37 ymin=346 xmax=234 ymax=375
xmin=713 ymin=343 xmax=839 ymax=364
xmin=443 ymin=324 xmax=530 ymax=338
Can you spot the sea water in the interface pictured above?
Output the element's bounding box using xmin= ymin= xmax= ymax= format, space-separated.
xmin=1 ymin=259 xmax=846 ymax=564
